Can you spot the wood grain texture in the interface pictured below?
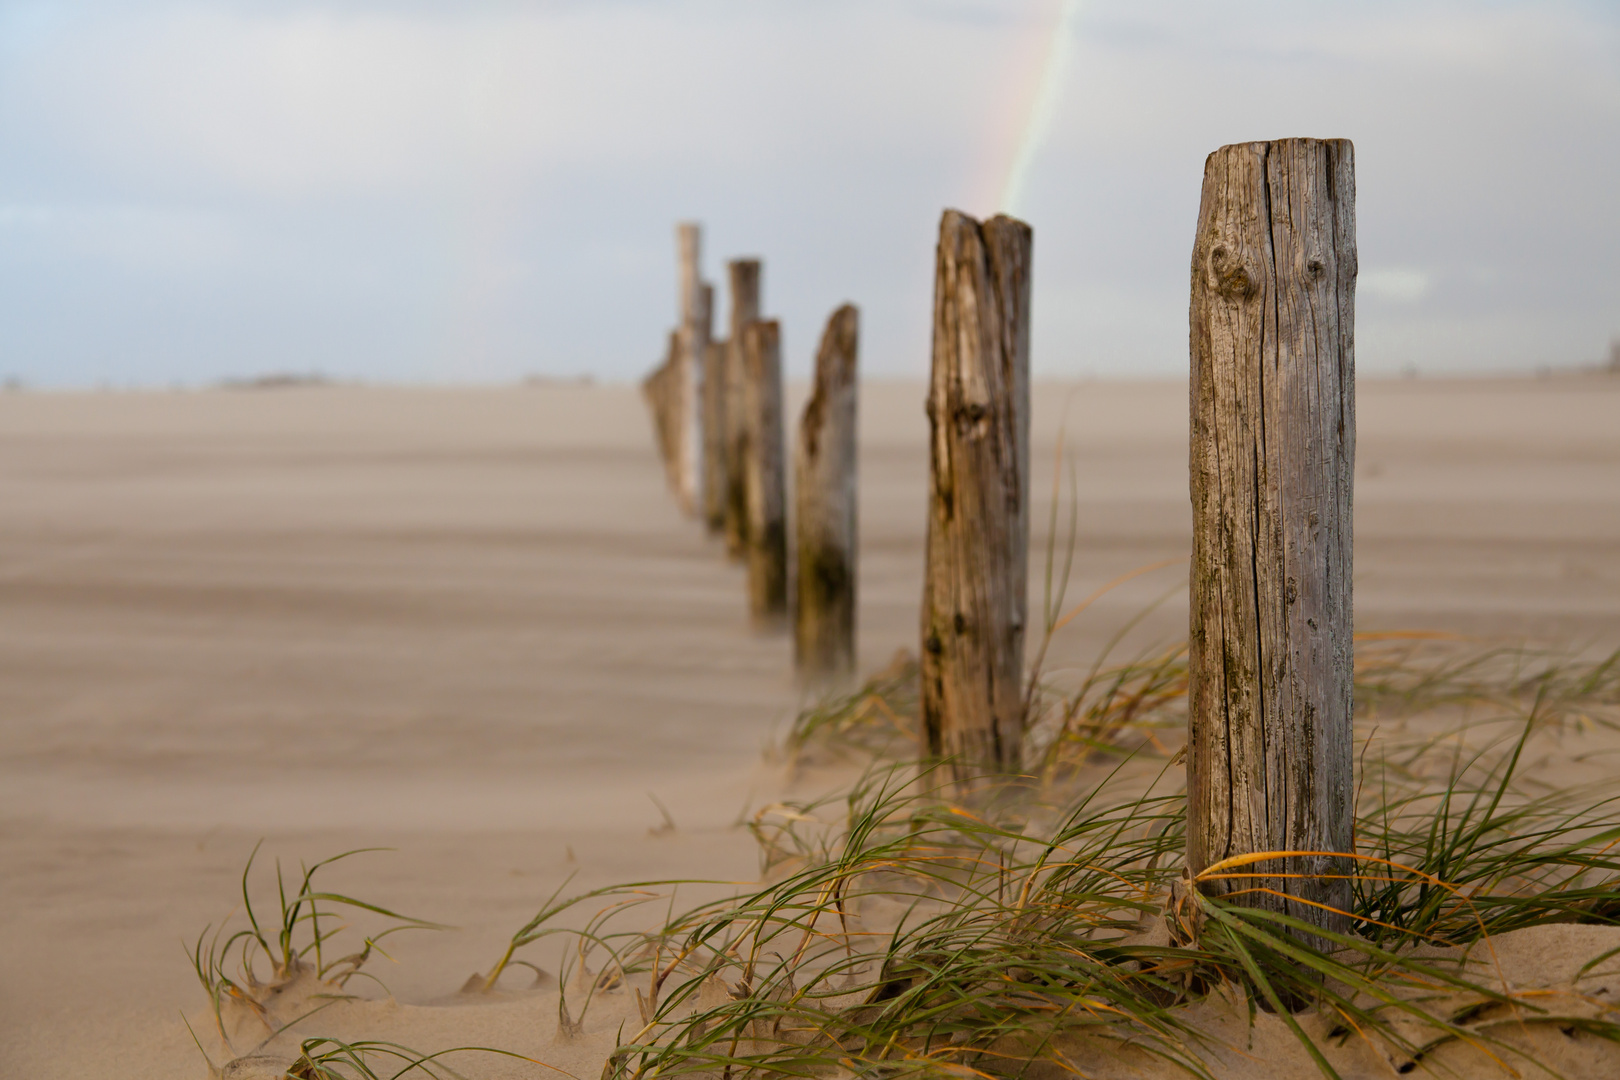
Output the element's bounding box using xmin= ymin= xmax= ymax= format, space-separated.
xmin=741 ymin=318 xmax=787 ymax=626
xmin=920 ymin=210 xmax=1032 ymax=785
xmin=1187 ymin=139 xmax=1356 ymax=933
xmin=794 ymin=304 xmax=859 ymax=688
xmin=724 ymin=260 xmax=762 ymax=560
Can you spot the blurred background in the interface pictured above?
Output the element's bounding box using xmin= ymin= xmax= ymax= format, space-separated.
xmin=1 ymin=0 xmax=1616 ymax=388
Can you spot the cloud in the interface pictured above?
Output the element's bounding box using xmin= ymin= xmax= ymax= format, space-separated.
xmin=1358 ymin=268 xmax=1432 ymax=304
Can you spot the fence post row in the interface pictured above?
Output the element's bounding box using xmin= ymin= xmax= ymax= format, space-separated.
xmin=740 ymin=318 xmax=787 ymax=627
xmin=724 ymin=260 xmax=762 ymax=561
xmin=794 ymin=304 xmax=860 ymax=688
xmin=1186 ymin=138 xmax=1357 ymax=937
xmin=919 ymin=209 xmax=1033 ymax=789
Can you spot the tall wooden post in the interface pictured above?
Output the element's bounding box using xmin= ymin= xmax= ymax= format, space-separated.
xmin=920 ymin=210 xmax=1032 ymax=786
xmin=794 ymin=304 xmax=859 ymax=688
xmin=740 ymin=318 xmax=786 ymax=627
xmin=674 ymin=223 xmax=705 ymax=518
xmin=724 ymin=260 xmax=762 ymax=560
xmin=1187 ymin=138 xmax=1356 ymax=935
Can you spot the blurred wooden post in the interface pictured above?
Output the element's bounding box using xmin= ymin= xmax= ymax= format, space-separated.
xmin=740 ymin=318 xmax=786 ymax=627
xmin=640 ymin=330 xmax=682 ymax=494
xmin=920 ymin=210 xmax=1032 ymax=786
xmin=700 ymin=288 xmax=727 ymax=533
xmin=794 ymin=304 xmax=859 ymax=688
xmin=673 ymin=223 xmax=705 ymax=517
xmin=723 ymin=260 xmax=762 ymax=559
xmin=1187 ymin=138 xmax=1356 ymax=936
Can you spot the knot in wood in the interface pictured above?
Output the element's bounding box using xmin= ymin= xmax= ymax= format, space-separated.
xmin=1207 ymin=244 xmax=1258 ymax=300
xmin=952 ymin=401 xmax=990 ymax=435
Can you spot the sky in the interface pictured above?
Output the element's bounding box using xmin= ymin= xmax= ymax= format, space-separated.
xmin=0 ymin=0 xmax=1616 ymax=387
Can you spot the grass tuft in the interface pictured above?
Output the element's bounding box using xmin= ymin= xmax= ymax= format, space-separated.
xmin=188 ymin=844 xmax=442 ymax=1056
xmin=284 ymin=1036 xmax=552 ymax=1080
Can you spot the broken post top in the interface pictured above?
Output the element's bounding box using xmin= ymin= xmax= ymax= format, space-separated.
xmin=812 ymin=305 xmax=858 ymax=387
xmin=1193 ymin=139 xmax=1357 ymax=301
xmin=1204 ymin=136 xmax=1352 ymax=162
xmin=937 ymin=210 xmax=1033 ymax=269
xmin=801 ymin=304 xmax=858 ymax=459
xmin=935 ymin=210 xmax=1033 ymax=391
xmin=677 ymin=222 xmax=703 ymax=325
xmin=815 ymin=303 xmax=858 ymax=359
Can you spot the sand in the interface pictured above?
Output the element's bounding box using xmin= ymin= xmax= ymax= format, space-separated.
xmin=1 ymin=374 xmax=1617 ymax=1078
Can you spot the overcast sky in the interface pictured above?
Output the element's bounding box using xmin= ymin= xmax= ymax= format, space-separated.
xmin=1 ymin=0 xmax=1616 ymax=387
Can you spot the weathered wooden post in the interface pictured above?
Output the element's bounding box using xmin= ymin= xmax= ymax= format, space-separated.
xmin=723 ymin=260 xmax=762 ymax=559
xmin=673 ymin=223 xmax=705 ymax=518
xmin=701 ymin=290 xmax=728 ymax=535
xmin=794 ymin=304 xmax=860 ymax=688
xmin=1186 ymin=138 xmax=1356 ymax=936
xmin=740 ymin=318 xmax=787 ymax=627
xmin=920 ymin=210 xmax=1032 ymax=786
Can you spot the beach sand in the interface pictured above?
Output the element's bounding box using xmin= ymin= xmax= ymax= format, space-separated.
xmin=1 ymin=375 xmax=1617 ymax=1078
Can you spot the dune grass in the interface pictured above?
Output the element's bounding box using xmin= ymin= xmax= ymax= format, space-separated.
xmin=597 ymin=711 xmax=1620 ymax=1080
xmin=784 ymin=608 xmax=1620 ymax=781
xmin=281 ymin=1037 xmax=545 ymax=1080
xmin=189 ymin=844 xmax=442 ymax=1055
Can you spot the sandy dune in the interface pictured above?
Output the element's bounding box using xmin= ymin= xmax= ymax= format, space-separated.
xmin=1 ymin=376 xmax=1617 ymax=1078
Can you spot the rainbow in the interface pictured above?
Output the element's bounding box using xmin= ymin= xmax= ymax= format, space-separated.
xmin=999 ymin=0 xmax=1084 ymax=217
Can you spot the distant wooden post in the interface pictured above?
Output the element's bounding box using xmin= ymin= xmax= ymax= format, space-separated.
xmin=920 ymin=210 xmax=1032 ymax=786
xmin=740 ymin=318 xmax=787 ymax=627
xmin=794 ymin=304 xmax=859 ymax=688
xmin=640 ymin=330 xmax=683 ymax=494
xmin=1187 ymin=138 xmax=1356 ymax=936
xmin=674 ymin=223 xmax=705 ymax=517
xmin=698 ymin=274 xmax=725 ymax=534
xmin=723 ymin=260 xmax=762 ymax=559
